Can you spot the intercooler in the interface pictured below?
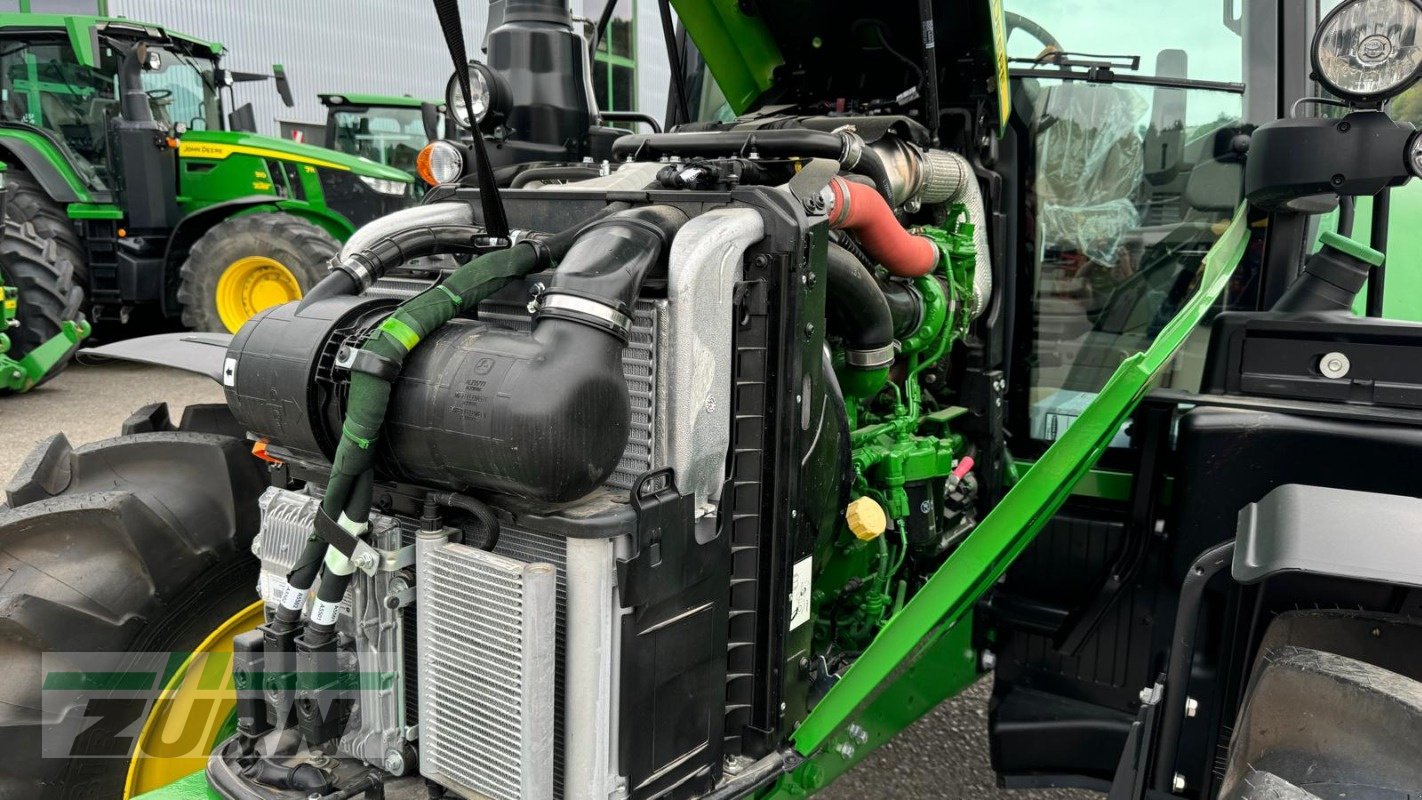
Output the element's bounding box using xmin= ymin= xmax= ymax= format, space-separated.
xmin=418 ymin=539 xmax=557 ymax=800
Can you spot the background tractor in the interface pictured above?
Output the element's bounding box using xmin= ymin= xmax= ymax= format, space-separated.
xmin=6 ymin=0 xmax=1422 ymax=799
xmin=316 ymin=93 xmax=445 ymax=185
xmin=0 ymin=13 xmax=414 ymax=387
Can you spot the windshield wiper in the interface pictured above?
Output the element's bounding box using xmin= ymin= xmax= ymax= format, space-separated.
xmin=1010 ymin=51 xmax=1141 ymax=72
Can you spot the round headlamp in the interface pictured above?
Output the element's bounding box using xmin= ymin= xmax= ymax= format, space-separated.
xmin=444 ymin=61 xmax=510 ymax=131
xmin=1313 ymin=0 xmax=1422 ymax=103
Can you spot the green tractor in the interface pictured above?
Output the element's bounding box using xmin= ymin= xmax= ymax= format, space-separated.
xmin=317 ymin=93 xmax=445 ymax=184
xmin=0 ymin=14 xmax=413 ymax=388
xmin=10 ymin=0 xmax=1422 ymax=799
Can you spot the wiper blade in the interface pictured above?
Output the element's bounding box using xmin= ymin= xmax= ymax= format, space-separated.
xmin=1009 ymin=50 xmax=1141 ymax=72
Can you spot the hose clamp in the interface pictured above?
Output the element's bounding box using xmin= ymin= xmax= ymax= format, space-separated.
xmin=833 ymin=125 xmax=865 ymax=170
xmin=334 ymin=257 xmax=375 ymax=291
xmin=536 ymin=292 xmax=632 ymax=337
xmin=844 ymin=343 xmax=897 ymax=369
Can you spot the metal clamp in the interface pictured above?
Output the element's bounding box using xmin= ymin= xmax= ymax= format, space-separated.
xmin=844 ymin=343 xmax=897 ymax=369
xmin=536 ymin=293 xmax=632 ymax=336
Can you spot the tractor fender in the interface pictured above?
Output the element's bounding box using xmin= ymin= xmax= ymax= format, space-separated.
xmin=164 ymin=196 xmax=295 ymax=269
xmin=161 ymin=197 xmax=278 ymax=316
xmin=0 ymin=136 xmax=85 ymax=204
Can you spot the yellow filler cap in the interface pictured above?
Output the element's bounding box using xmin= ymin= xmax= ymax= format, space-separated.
xmin=846 ymin=496 xmax=887 ymax=541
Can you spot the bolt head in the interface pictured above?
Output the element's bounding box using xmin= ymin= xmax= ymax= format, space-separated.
xmin=1172 ymin=773 xmax=1187 ymax=792
xmin=383 ymin=748 xmax=405 ymax=774
xmin=1319 ymin=351 xmax=1351 ymax=379
xmin=980 ymin=650 xmax=997 ymax=671
xmin=1184 ymin=697 xmax=1199 ymax=718
xmin=835 ymin=742 xmax=856 ymax=759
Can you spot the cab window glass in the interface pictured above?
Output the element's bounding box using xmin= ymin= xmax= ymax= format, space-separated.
xmin=1007 ymin=1 xmax=1259 ymax=447
xmin=330 ymin=107 xmax=428 ymax=172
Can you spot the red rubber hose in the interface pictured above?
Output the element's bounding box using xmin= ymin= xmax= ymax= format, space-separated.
xmin=827 ymin=177 xmax=939 ymax=278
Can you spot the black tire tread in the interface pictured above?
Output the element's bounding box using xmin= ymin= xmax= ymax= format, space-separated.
xmin=176 ymin=212 xmax=338 ymax=332
xmin=0 ymin=429 xmax=266 ymax=799
xmin=4 ymin=171 xmax=86 ymax=288
xmin=1221 ymin=623 xmax=1422 ymax=800
xmin=0 ymin=213 xmax=84 ymax=389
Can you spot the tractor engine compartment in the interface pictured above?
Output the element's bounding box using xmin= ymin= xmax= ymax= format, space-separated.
xmin=210 ymin=118 xmax=992 ymax=800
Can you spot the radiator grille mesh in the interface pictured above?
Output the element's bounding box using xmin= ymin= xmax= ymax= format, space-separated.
xmin=423 ymin=544 xmax=556 ymax=800
xmin=609 ymin=300 xmax=660 ymax=491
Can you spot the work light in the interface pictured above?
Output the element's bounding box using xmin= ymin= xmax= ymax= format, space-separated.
xmin=444 ymin=61 xmax=510 ymax=131
xmin=1313 ymin=0 xmax=1422 ymax=103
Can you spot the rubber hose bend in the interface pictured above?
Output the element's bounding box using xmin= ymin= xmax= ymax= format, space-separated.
xmin=428 ymin=491 xmax=501 ymax=550
xmin=828 ymin=177 xmax=939 ymax=278
xmin=826 ymin=243 xmax=895 ymax=368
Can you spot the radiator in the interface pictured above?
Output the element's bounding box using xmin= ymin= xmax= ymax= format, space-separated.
xmin=417 ymin=540 xmax=558 ymax=800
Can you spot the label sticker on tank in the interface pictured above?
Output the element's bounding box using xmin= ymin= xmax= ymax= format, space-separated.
xmin=789 ymin=556 xmax=813 ymax=629
xmin=223 ymin=357 xmax=237 ymax=387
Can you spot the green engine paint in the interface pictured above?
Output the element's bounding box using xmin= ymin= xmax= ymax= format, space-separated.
xmin=814 ymin=207 xmax=977 ymax=654
xmin=764 ymin=204 xmax=1253 ymax=798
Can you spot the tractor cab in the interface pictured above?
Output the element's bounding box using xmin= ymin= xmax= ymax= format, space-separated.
xmin=0 ymin=13 xmax=415 ymax=388
xmin=317 ymin=93 xmax=445 ymax=183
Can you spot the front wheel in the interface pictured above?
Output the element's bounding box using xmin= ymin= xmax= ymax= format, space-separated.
xmin=0 ymin=415 xmax=268 ymax=799
xmin=177 ymin=213 xmax=337 ymax=333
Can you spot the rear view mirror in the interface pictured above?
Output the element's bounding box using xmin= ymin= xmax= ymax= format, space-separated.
xmin=420 ymin=101 xmax=441 ymax=142
xmin=273 ymin=64 xmax=294 ymax=108
xmin=228 ymin=102 xmax=257 ymax=132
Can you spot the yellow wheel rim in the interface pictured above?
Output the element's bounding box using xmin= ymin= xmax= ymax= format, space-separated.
xmin=215 ymin=256 xmax=303 ymax=333
xmin=122 ymin=601 xmax=265 ymax=798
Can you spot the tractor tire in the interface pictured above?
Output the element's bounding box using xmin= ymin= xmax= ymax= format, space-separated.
xmin=0 ymin=417 xmax=268 ymax=799
xmin=0 ymin=216 xmax=85 ymax=392
xmin=4 ymin=171 xmax=88 ymax=290
xmin=177 ymin=212 xmax=337 ymax=333
xmin=1218 ymin=610 xmax=1422 ymax=800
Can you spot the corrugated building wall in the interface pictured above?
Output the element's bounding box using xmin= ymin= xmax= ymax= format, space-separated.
xmin=105 ymin=0 xmax=670 ymax=138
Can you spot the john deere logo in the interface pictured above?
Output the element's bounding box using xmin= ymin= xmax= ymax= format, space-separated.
xmin=474 ymin=357 xmax=495 ymax=375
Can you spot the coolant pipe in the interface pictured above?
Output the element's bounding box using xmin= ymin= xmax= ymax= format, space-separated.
xmin=324 ymin=202 xmax=479 ymax=294
xmin=826 ymin=243 xmax=895 ymax=398
xmin=827 ymin=177 xmax=939 ymax=278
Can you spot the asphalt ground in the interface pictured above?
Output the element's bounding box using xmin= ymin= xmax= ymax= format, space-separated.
xmin=0 ymin=361 xmax=1098 ymax=800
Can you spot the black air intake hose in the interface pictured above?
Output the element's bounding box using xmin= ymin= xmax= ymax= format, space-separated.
xmin=611 ymin=129 xmax=895 ymax=202
xmin=826 ymin=243 xmax=895 ymax=370
xmin=381 ymin=205 xmax=688 ymax=500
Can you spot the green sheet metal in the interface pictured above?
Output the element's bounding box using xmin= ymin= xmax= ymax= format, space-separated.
xmin=775 ymin=203 xmax=1253 ymax=789
xmin=669 ymin=0 xmax=782 ymax=114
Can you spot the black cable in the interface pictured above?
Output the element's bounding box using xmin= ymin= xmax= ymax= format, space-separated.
xmin=1367 ymin=188 xmax=1390 ymax=317
xmin=855 ymin=20 xmax=923 ymax=93
xmin=658 ymin=0 xmax=691 ymax=127
xmin=1337 ymin=195 xmax=1356 ymax=238
xmin=591 ymin=0 xmax=619 ymax=61
xmin=917 ymin=0 xmax=940 ymax=143
xmin=432 ymin=0 xmax=510 ymax=239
